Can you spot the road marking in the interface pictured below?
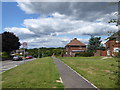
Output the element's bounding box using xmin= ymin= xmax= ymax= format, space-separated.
xmin=55 ymin=57 xmax=99 ymax=89
xmin=60 ymin=77 xmax=63 ymax=83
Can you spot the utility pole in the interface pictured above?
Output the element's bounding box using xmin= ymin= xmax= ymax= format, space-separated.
xmin=38 ymin=48 xmax=40 ymax=58
xmin=22 ymin=42 xmax=27 ymax=64
xmin=24 ymin=48 xmax=25 ymax=63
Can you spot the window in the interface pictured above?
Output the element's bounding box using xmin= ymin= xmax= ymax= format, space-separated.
xmin=114 ymin=48 xmax=120 ymax=52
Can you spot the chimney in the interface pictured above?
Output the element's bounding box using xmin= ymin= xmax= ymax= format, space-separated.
xmin=74 ymin=38 xmax=77 ymax=40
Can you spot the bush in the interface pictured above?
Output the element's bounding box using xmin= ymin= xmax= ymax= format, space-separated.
xmin=75 ymin=52 xmax=94 ymax=57
xmin=116 ymin=50 xmax=120 ymax=58
xmin=2 ymin=52 xmax=10 ymax=58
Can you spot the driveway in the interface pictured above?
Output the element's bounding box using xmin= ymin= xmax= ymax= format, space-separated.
xmin=52 ymin=56 xmax=98 ymax=89
xmin=0 ymin=58 xmax=36 ymax=72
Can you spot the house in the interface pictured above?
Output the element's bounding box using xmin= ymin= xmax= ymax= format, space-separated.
xmin=105 ymin=39 xmax=120 ymax=56
xmin=65 ymin=38 xmax=86 ymax=57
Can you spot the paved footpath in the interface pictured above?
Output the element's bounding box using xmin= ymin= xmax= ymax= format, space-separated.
xmin=52 ymin=56 xmax=98 ymax=89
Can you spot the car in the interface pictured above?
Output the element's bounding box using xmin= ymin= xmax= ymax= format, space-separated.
xmin=13 ymin=56 xmax=23 ymax=61
xmin=25 ymin=56 xmax=33 ymax=59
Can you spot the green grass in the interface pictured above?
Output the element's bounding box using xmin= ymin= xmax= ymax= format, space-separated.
xmin=2 ymin=57 xmax=64 ymax=88
xmin=59 ymin=56 xmax=118 ymax=88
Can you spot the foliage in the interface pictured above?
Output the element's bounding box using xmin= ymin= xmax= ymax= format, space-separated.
xmin=1 ymin=52 xmax=10 ymax=58
xmin=115 ymin=50 xmax=120 ymax=58
xmin=2 ymin=32 xmax=21 ymax=53
xmin=108 ymin=19 xmax=120 ymax=26
xmin=108 ymin=2 xmax=120 ymax=26
xmin=75 ymin=52 xmax=94 ymax=57
xmin=27 ymin=47 xmax=64 ymax=58
xmin=87 ymin=36 xmax=103 ymax=53
xmin=99 ymin=44 xmax=106 ymax=50
xmin=107 ymin=30 xmax=120 ymax=40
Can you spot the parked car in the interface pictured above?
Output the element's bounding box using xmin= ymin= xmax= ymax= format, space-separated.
xmin=26 ymin=56 xmax=33 ymax=59
xmin=13 ymin=56 xmax=23 ymax=61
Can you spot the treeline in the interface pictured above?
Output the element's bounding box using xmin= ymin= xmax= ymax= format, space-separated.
xmin=26 ymin=47 xmax=64 ymax=58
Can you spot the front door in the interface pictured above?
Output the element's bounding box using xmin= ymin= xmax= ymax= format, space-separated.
xmin=107 ymin=49 xmax=110 ymax=56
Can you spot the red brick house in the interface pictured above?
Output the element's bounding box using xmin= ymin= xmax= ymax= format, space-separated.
xmin=105 ymin=39 xmax=120 ymax=56
xmin=65 ymin=38 xmax=86 ymax=57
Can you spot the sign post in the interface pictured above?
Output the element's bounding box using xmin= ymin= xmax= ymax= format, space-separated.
xmin=22 ymin=42 xmax=27 ymax=64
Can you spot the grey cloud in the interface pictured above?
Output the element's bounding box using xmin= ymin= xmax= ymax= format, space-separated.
xmin=17 ymin=2 xmax=118 ymax=21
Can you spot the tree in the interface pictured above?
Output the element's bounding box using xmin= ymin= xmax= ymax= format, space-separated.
xmin=108 ymin=2 xmax=120 ymax=26
xmin=87 ymin=36 xmax=102 ymax=52
xmin=2 ymin=32 xmax=21 ymax=53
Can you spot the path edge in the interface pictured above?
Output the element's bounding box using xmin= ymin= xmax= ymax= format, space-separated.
xmin=54 ymin=57 xmax=99 ymax=89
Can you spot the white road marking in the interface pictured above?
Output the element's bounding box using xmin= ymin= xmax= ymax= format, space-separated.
xmin=57 ymin=57 xmax=99 ymax=89
xmin=60 ymin=77 xmax=63 ymax=83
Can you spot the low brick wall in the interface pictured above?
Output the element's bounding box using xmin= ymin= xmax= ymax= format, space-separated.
xmin=94 ymin=50 xmax=107 ymax=56
xmin=101 ymin=50 xmax=107 ymax=56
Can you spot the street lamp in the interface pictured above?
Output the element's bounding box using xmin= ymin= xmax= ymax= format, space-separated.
xmin=22 ymin=42 xmax=28 ymax=63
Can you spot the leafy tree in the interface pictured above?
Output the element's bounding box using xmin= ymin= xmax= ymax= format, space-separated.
xmin=108 ymin=2 xmax=120 ymax=26
xmin=26 ymin=47 xmax=64 ymax=58
xmin=107 ymin=30 xmax=120 ymax=41
xmin=2 ymin=32 xmax=21 ymax=53
xmin=87 ymin=36 xmax=102 ymax=52
xmin=99 ymin=44 xmax=106 ymax=50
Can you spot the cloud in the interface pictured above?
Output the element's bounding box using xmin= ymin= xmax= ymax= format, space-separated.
xmin=17 ymin=2 xmax=118 ymax=21
xmin=4 ymin=2 xmax=118 ymax=48
xmin=20 ymin=36 xmax=89 ymax=48
xmin=22 ymin=12 xmax=117 ymax=36
xmin=4 ymin=27 xmax=36 ymax=39
xmin=4 ymin=12 xmax=117 ymax=48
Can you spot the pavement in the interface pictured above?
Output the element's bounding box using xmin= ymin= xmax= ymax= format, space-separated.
xmin=52 ymin=56 xmax=98 ymax=89
xmin=0 ymin=58 xmax=36 ymax=73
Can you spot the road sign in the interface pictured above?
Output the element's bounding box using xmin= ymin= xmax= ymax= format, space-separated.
xmin=22 ymin=42 xmax=27 ymax=48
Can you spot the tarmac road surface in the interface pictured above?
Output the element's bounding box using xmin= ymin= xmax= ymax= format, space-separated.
xmin=0 ymin=58 xmax=36 ymax=72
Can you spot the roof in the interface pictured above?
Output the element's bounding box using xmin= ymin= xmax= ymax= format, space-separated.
xmin=106 ymin=30 xmax=120 ymax=40
xmin=66 ymin=38 xmax=86 ymax=46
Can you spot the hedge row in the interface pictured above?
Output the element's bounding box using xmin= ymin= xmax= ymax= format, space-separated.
xmin=75 ymin=52 xmax=94 ymax=57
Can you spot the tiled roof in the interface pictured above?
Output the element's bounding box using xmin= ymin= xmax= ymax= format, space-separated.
xmin=66 ymin=38 xmax=86 ymax=46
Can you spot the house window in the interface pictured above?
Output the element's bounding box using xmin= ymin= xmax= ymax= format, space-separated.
xmin=66 ymin=52 xmax=68 ymax=54
xmin=107 ymin=49 xmax=110 ymax=56
xmin=116 ymin=37 xmax=120 ymax=43
xmin=116 ymin=40 xmax=119 ymax=43
xmin=114 ymin=48 xmax=120 ymax=52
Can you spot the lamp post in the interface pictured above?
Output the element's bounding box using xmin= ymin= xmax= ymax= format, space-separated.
xmin=22 ymin=42 xmax=27 ymax=64
xmin=38 ymin=48 xmax=40 ymax=58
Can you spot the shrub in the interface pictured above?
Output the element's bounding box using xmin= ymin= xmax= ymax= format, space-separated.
xmin=75 ymin=52 xmax=94 ymax=57
xmin=2 ymin=52 xmax=10 ymax=58
xmin=116 ymin=50 xmax=120 ymax=58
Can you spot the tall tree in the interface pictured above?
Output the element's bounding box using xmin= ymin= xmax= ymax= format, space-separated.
xmin=87 ymin=36 xmax=102 ymax=52
xmin=2 ymin=32 xmax=21 ymax=53
xmin=108 ymin=2 xmax=120 ymax=26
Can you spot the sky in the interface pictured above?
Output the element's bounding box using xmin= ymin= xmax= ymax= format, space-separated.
xmin=2 ymin=1 xmax=118 ymax=48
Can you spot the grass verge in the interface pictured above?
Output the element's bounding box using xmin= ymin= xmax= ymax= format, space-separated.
xmin=2 ymin=57 xmax=64 ymax=88
xmin=59 ymin=56 xmax=118 ymax=88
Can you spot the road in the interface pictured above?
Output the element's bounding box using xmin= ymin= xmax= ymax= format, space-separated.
xmin=0 ymin=58 xmax=36 ymax=73
xmin=52 ymin=56 xmax=98 ymax=89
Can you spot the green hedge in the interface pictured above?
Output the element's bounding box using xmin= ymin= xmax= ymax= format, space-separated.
xmin=1 ymin=52 xmax=10 ymax=58
xmin=75 ymin=52 xmax=94 ymax=57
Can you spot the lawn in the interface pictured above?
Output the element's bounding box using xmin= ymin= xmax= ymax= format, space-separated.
xmin=59 ymin=56 xmax=118 ymax=88
xmin=2 ymin=57 xmax=64 ymax=88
